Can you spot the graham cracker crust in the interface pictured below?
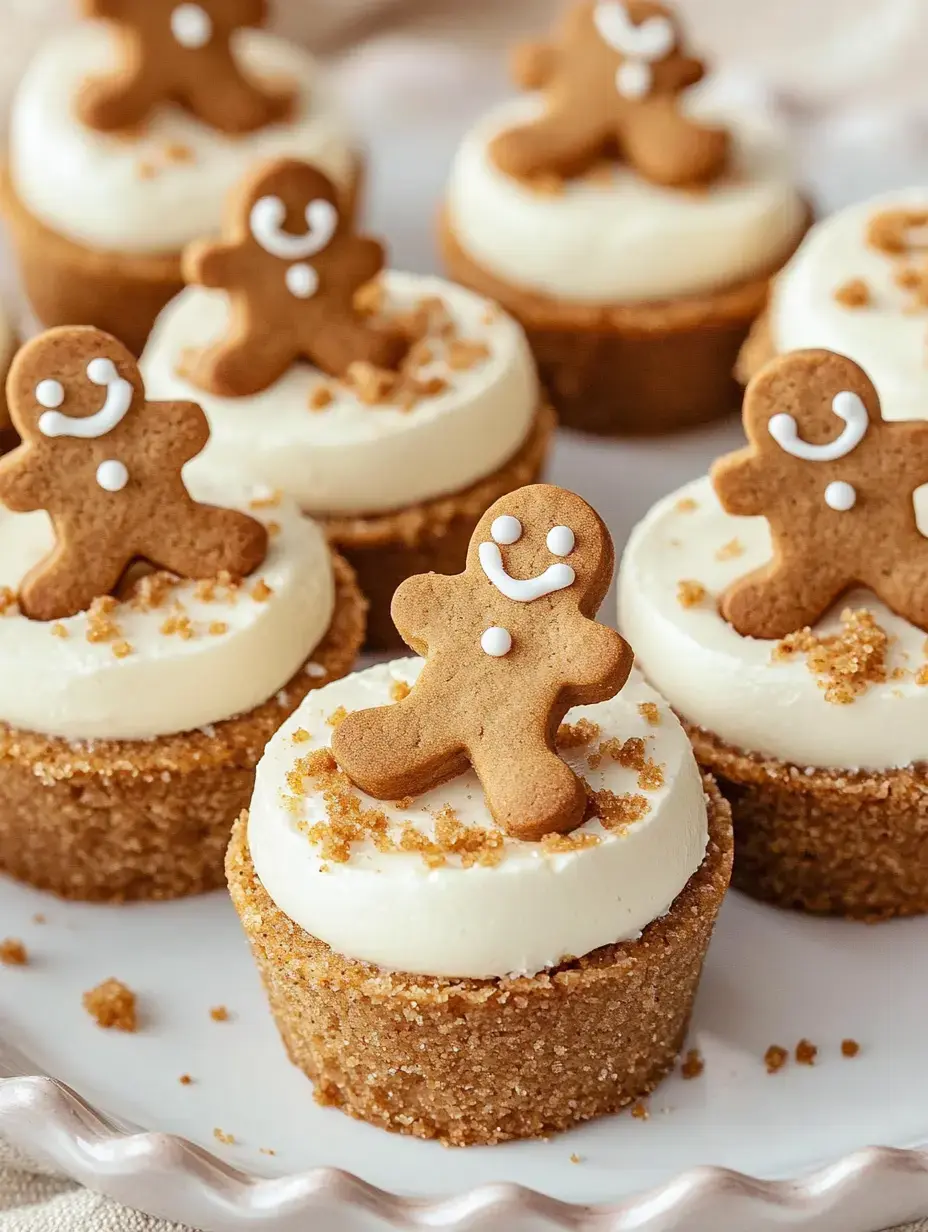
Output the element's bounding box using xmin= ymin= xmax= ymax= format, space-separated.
xmin=0 ymin=554 xmax=365 ymax=903
xmin=439 ymin=206 xmax=809 ymax=437
xmin=321 ymin=400 xmax=554 ymax=650
xmin=226 ymin=776 xmax=732 ymax=1146
xmin=0 ymin=159 xmax=363 ymax=358
xmin=688 ymin=722 xmax=928 ymax=920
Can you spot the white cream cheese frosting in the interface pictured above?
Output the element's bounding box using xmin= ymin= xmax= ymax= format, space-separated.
xmin=770 ymin=188 xmax=928 ymax=422
xmin=247 ymin=658 xmax=709 ymax=980
xmin=446 ymin=98 xmax=805 ymax=304
xmin=619 ymin=475 xmax=928 ymax=772
xmin=141 ymin=272 xmax=540 ymax=516
xmin=0 ymin=483 xmax=334 ymax=742
xmin=9 ymin=24 xmax=357 ymax=255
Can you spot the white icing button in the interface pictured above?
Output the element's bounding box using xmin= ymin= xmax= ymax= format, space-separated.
xmin=285 ymin=263 xmax=319 ymax=299
xmin=824 ymin=480 xmax=857 ymax=512
xmin=481 ymin=626 xmax=512 ymax=657
xmin=35 ymin=379 xmax=64 ymax=409
xmin=615 ymin=60 xmax=652 ymax=100
xmin=96 ymin=460 xmax=129 ymax=493
xmin=171 ymin=3 xmax=213 ymax=49
xmin=491 ymin=515 xmax=522 ymax=545
xmin=546 ymin=525 xmax=575 ymax=556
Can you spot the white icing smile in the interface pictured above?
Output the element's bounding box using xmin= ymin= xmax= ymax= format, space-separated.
xmin=593 ymin=2 xmax=675 ymax=101
xmin=478 ymin=542 xmax=575 ymax=602
xmin=249 ymin=196 xmax=338 ymax=261
xmin=768 ymin=390 xmax=868 ymax=462
xmin=37 ymin=358 xmax=133 ymax=440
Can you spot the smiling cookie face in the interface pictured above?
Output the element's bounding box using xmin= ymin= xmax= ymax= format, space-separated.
xmin=227 ymin=160 xmax=344 ymax=266
xmin=467 ymin=485 xmax=615 ymax=618
xmin=8 ymin=328 xmax=144 ymax=445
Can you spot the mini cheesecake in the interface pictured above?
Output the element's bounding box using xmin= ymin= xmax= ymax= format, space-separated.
xmin=142 ymin=273 xmax=553 ymax=649
xmin=0 ymin=485 xmax=364 ymax=902
xmin=227 ymin=659 xmax=732 ymax=1145
xmin=1 ymin=19 xmax=360 ymax=355
xmin=620 ymin=476 xmax=928 ymax=919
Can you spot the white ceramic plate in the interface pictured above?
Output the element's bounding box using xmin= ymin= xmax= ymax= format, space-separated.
xmin=3 ymin=428 xmax=928 ymax=1232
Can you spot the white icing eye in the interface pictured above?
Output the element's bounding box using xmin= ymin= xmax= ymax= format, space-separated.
xmin=36 ymin=379 xmax=64 ymax=409
xmin=824 ymin=480 xmax=856 ymax=512
xmin=96 ymin=460 xmax=129 ymax=492
xmin=481 ymin=626 xmax=512 ymax=657
xmin=171 ymin=3 xmax=213 ymax=49
xmin=491 ymin=515 xmax=522 ymax=545
xmin=546 ymin=525 xmax=575 ymax=556
xmin=285 ymin=263 xmax=319 ymax=299
xmin=87 ymin=357 xmax=119 ymax=386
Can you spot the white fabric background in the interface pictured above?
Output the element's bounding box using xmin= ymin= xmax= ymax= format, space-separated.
xmin=2 ymin=0 xmax=928 ymax=1228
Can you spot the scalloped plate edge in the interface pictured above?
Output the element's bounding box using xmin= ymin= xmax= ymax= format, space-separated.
xmin=3 ymin=1072 xmax=928 ymax=1232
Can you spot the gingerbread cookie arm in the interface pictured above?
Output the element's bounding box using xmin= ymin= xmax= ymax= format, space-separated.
xmin=181 ymin=66 xmax=293 ymax=137
xmin=141 ymin=498 xmax=268 ymax=583
xmin=333 ymin=238 xmax=389 ymax=297
xmin=620 ymin=94 xmax=729 ymax=188
xmin=77 ymin=48 xmax=161 ymax=134
xmin=491 ymin=109 xmax=608 ymax=182
xmin=390 ymin=572 xmax=459 ymax=655
xmin=711 ymin=451 xmax=771 ymax=518
xmin=182 ymin=239 xmax=255 ymax=291
xmin=0 ymin=449 xmax=50 ymax=514
xmin=888 ymin=421 xmax=928 ymax=489
xmin=510 ymin=40 xmax=560 ymax=90
xmin=559 ymin=620 xmax=633 ymax=701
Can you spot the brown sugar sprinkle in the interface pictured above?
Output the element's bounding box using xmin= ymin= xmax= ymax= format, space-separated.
xmin=714 ymin=538 xmax=745 ymax=561
xmin=209 ymin=1005 xmax=230 ymax=1022
xmin=136 ymin=160 xmax=158 ymax=180
xmin=390 ymin=679 xmax=411 ymax=702
xmin=260 ymin=1147 xmax=277 ymax=1157
xmin=569 ymin=1153 xmax=582 ymax=1165
xmin=587 ymin=787 xmax=650 ymax=832
xmin=866 ymin=206 xmax=928 ymax=255
xmin=213 ymin=1128 xmax=235 ymax=1146
xmin=637 ymin=760 xmax=665 ymax=791
xmin=764 ymin=1044 xmax=788 ymax=1074
xmin=431 ymin=805 xmax=505 ymax=869
xmin=111 ymin=640 xmax=133 ymax=659
xmin=353 ymin=279 xmax=386 ymax=317
xmin=179 ymin=1074 xmax=193 ymax=1085
xmin=129 ymin=570 xmax=179 ymax=612
xmin=51 ymin=623 xmax=69 ymax=639
xmin=394 ymin=795 xmax=415 ymax=809
xmin=773 ymin=608 xmax=888 ymax=704
xmin=326 ymin=705 xmax=348 ymax=728
xmin=83 ymin=979 xmax=137 ymax=1032
xmin=557 ymin=718 xmax=600 ymax=748
xmin=681 ymin=1048 xmax=704 ymax=1080
xmin=163 ymin=141 xmax=194 ymax=163
xmin=32 ymin=914 xmax=45 ymax=925
xmin=209 ymin=621 xmax=229 ymax=636
xmin=294 ymin=751 xmax=391 ymax=864
xmin=308 ymin=384 xmax=334 ymax=411
xmin=841 ymin=1038 xmax=861 ymax=1058
xmin=266 ymin=521 xmax=281 ymax=539
xmin=630 ymin=1101 xmax=649 ymax=1121
xmin=345 ymin=360 xmax=398 ymax=405
xmin=407 ymin=339 xmax=434 ymax=368
xmin=251 ymin=579 xmax=274 ymax=603
xmin=795 ymin=1038 xmax=818 ymax=1066
xmin=638 ymin=701 xmax=661 ymax=726
xmin=292 ymin=728 xmax=311 ymax=744
xmin=677 ymin=579 xmax=707 ymax=608
xmin=248 ymin=490 xmax=282 ymax=511
xmin=675 ymin=497 xmax=698 ymax=513
xmin=0 ymin=587 xmax=17 ymax=615
xmin=833 ymin=278 xmax=871 ymax=308
xmin=446 ymin=339 xmax=490 ymax=371
xmin=85 ymin=595 xmax=121 ymax=644
xmin=540 ymin=831 xmax=601 ymax=854
xmin=0 ymin=938 xmax=27 ymax=966
xmin=588 ymin=737 xmax=663 ymax=789
xmin=160 ymin=612 xmax=195 ymax=640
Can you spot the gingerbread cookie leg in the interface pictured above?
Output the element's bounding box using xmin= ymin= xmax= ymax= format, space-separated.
xmin=144 ymin=501 xmax=268 ymax=582
xmin=310 ymin=319 xmax=408 ymax=381
xmin=18 ymin=538 xmax=126 ymax=622
xmin=490 ymin=113 xmax=608 ymax=182
xmin=333 ymin=699 xmax=469 ymax=803
xmin=186 ymin=330 xmax=297 ymax=400
xmin=620 ymin=96 xmax=729 ymax=188
xmin=183 ymin=75 xmax=291 ymax=137
xmin=719 ymin=558 xmax=848 ymax=642
xmin=469 ymin=720 xmax=587 ymax=842
xmin=866 ymin=533 xmax=928 ymax=630
xmin=78 ymin=62 xmax=162 ymax=134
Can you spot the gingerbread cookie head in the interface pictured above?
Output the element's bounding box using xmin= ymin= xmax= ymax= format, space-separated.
xmin=493 ymin=0 xmax=729 ymax=188
xmin=333 ymin=484 xmax=633 ymax=842
xmin=77 ymin=0 xmax=292 ymax=135
xmin=711 ymin=348 xmax=928 ymax=640
xmin=0 ymin=326 xmax=267 ymax=622
xmin=182 ymin=158 xmax=406 ymax=396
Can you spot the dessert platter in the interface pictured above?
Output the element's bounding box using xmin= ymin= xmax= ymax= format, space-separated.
xmin=3 ymin=4 xmax=928 ymax=1232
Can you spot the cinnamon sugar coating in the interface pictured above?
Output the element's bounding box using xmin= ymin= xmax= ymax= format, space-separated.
xmin=321 ymin=401 xmax=553 ymax=649
xmin=226 ymin=779 xmax=732 ymax=1146
xmin=0 ymin=556 xmax=365 ymax=902
xmin=688 ymin=719 xmax=928 ymax=919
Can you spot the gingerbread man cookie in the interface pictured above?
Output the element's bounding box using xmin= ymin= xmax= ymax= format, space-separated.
xmin=182 ymin=158 xmax=407 ymax=397
xmin=332 ymin=484 xmax=633 ymax=841
xmin=491 ymin=0 xmax=729 ymax=188
xmin=0 ymin=326 xmax=268 ymax=622
xmin=711 ymin=349 xmax=928 ymax=641
xmin=77 ymin=0 xmax=293 ymax=135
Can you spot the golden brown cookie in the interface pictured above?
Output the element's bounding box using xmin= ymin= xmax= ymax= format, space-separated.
xmin=712 ymin=348 xmax=928 ymax=640
xmin=77 ymin=0 xmax=292 ymax=135
xmin=332 ymin=484 xmax=633 ymax=840
xmin=491 ymin=0 xmax=729 ymax=187
xmin=182 ymin=159 xmax=407 ymax=396
xmin=0 ymin=326 xmax=267 ymax=622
